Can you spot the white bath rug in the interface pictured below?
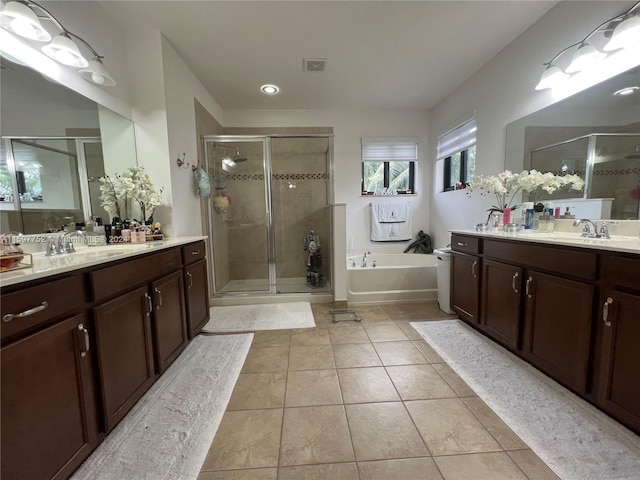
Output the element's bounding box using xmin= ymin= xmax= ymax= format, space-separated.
xmin=71 ymin=333 xmax=253 ymax=480
xmin=410 ymin=320 xmax=640 ymax=480
xmin=201 ymin=302 xmax=315 ymax=333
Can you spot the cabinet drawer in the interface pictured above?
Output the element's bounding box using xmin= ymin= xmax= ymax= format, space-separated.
xmin=604 ymin=254 xmax=640 ymax=291
xmin=91 ymin=249 xmax=182 ymax=302
xmin=182 ymin=241 xmax=206 ymax=265
xmin=1 ymin=275 xmax=85 ymax=340
xmin=451 ymin=234 xmax=480 ymax=254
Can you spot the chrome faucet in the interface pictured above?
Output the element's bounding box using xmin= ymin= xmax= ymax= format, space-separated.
xmin=362 ymin=251 xmax=371 ymax=268
xmin=598 ymin=221 xmax=618 ymax=239
xmin=573 ymin=219 xmax=598 ymax=237
xmin=59 ymin=231 xmax=85 ymax=253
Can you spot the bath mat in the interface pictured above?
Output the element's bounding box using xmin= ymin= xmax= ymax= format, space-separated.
xmin=201 ymin=301 xmax=315 ymax=333
xmin=71 ymin=333 xmax=253 ymax=480
xmin=410 ymin=320 xmax=640 ymax=480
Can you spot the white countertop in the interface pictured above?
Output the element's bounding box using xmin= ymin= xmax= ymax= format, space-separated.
xmin=0 ymin=236 xmax=207 ymax=288
xmin=451 ymin=229 xmax=640 ymax=255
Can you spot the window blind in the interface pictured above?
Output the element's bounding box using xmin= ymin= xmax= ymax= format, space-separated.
xmin=361 ymin=138 xmax=418 ymax=162
xmin=437 ymin=118 xmax=477 ymax=159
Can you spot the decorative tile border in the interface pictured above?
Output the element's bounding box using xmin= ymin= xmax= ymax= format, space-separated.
xmin=218 ymin=172 xmax=328 ymax=181
xmin=593 ymin=167 xmax=640 ymax=176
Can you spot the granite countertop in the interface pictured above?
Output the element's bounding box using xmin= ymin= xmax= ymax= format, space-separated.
xmin=0 ymin=236 xmax=208 ymax=288
xmin=451 ymin=229 xmax=640 ymax=255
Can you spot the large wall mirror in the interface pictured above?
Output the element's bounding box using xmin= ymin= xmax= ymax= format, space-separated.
xmin=505 ymin=66 xmax=640 ymax=219
xmin=0 ymin=59 xmax=137 ymax=234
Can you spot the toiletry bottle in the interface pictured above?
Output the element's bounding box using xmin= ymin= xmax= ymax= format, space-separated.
xmin=523 ymin=202 xmax=534 ymax=229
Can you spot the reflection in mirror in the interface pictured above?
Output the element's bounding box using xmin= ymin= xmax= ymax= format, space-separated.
xmin=505 ymin=66 xmax=640 ymax=220
xmin=0 ymin=59 xmax=137 ymax=234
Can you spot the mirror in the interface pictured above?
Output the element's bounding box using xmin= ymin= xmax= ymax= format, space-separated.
xmin=0 ymin=60 xmax=137 ymax=234
xmin=505 ymin=66 xmax=640 ymax=219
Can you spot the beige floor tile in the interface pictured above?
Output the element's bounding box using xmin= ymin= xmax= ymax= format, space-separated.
xmin=279 ymin=405 xmax=355 ymax=466
xmin=332 ymin=343 xmax=382 ymax=368
xmin=291 ymin=327 xmax=331 ymax=345
xmin=405 ymin=399 xmax=501 ymax=456
xmin=462 ymin=397 xmax=529 ymax=450
xmin=278 ymin=462 xmax=359 ymax=480
xmin=507 ymin=450 xmax=562 ymax=480
xmin=227 ymin=373 xmax=287 ymax=410
xmin=373 ymin=341 xmax=428 ymax=366
xmin=198 ymin=468 xmax=277 ymax=480
xmin=434 ymin=452 xmax=529 ymax=480
xmin=288 ymin=345 xmax=335 ymax=370
xmin=381 ymin=303 xmax=430 ymax=321
xmin=241 ymin=346 xmax=289 ymax=373
xmin=345 ymin=402 xmax=429 ymax=461
xmin=364 ymin=324 xmax=409 ymax=342
xmin=252 ymin=330 xmax=291 ymax=348
xmin=357 ymin=457 xmax=443 ymax=480
xmin=328 ymin=325 xmax=370 ymax=344
xmin=431 ymin=363 xmax=476 ymax=397
xmin=386 ymin=364 xmax=457 ymax=400
xmin=353 ymin=306 xmax=393 ymax=323
xmin=337 ymin=367 xmax=400 ymax=403
xmin=285 ymin=370 xmax=343 ymax=407
xmin=395 ymin=321 xmax=423 ymax=340
xmin=413 ymin=339 xmax=445 ymax=363
xmin=201 ymin=409 xmax=283 ymax=471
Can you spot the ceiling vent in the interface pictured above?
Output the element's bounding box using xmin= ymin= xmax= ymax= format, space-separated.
xmin=303 ymin=58 xmax=327 ymax=72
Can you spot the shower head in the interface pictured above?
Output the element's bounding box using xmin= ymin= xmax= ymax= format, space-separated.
xmin=215 ymin=143 xmax=248 ymax=163
xmin=625 ymin=145 xmax=640 ymax=159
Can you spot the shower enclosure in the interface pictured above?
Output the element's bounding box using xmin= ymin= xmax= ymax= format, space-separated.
xmin=203 ymin=135 xmax=333 ymax=297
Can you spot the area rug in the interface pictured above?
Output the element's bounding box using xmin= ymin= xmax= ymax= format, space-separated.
xmin=411 ymin=320 xmax=640 ymax=480
xmin=201 ymin=301 xmax=315 ymax=333
xmin=71 ymin=333 xmax=253 ymax=480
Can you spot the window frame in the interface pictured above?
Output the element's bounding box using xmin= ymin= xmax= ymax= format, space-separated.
xmin=361 ymin=161 xmax=415 ymax=195
xmin=443 ymin=146 xmax=474 ymax=191
xmin=437 ymin=117 xmax=477 ymax=192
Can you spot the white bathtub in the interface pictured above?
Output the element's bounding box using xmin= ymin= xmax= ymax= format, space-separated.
xmin=347 ymin=253 xmax=438 ymax=305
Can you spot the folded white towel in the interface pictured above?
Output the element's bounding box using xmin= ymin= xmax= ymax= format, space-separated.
xmin=371 ymin=203 xmax=412 ymax=241
xmin=375 ymin=202 xmax=408 ymax=222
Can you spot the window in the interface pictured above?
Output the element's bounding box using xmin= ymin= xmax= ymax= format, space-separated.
xmin=361 ymin=138 xmax=417 ymax=195
xmin=438 ymin=118 xmax=476 ymax=191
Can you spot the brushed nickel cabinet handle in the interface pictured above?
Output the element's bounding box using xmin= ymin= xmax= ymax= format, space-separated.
xmin=603 ymin=297 xmax=613 ymax=327
xmin=457 ymin=242 xmax=468 ymax=247
xmin=2 ymin=301 xmax=48 ymax=322
xmin=191 ymin=250 xmax=200 ymax=256
xmin=78 ymin=324 xmax=90 ymax=357
xmin=512 ymin=272 xmax=519 ymax=293
xmin=525 ymin=276 xmax=533 ymax=298
xmin=144 ymin=293 xmax=153 ymax=314
xmin=471 ymin=261 xmax=478 ymax=278
xmin=186 ymin=271 xmax=193 ymax=289
xmin=154 ymin=287 xmax=163 ymax=308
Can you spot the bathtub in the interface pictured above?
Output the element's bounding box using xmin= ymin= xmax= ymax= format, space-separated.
xmin=347 ymin=252 xmax=438 ymax=305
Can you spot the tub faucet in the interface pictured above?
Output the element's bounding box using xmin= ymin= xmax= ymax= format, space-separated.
xmin=362 ymin=251 xmax=371 ymax=268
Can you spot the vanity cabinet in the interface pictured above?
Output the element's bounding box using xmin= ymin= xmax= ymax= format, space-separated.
xmin=451 ymin=234 xmax=481 ymax=324
xmin=151 ymin=271 xmax=188 ymax=373
xmin=1 ymin=312 xmax=98 ymax=480
xmin=597 ymin=254 xmax=640 ymax=432
xmin=182 ymin=241 xmax=210 ymax=338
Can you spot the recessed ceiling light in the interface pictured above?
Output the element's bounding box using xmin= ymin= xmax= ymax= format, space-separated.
xmin=614 ymin=86 xmax=639 ymax=96
xmin=261 ymin=84 xmax=279 ymax=95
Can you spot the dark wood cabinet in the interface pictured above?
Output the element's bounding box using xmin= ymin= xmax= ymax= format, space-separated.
xmin=522 ymin=271 xmax=594 ymax=395
xmin=184 ymin=259 xmax=210 ymax=338
xmin=151 ymin=270 xmax=188 ymax=373
xmin=93 ymin=286 xmax=156 ymax=432
xmin=480 ymin=259 xmax=523 ymax=350
xmin=1 ymin=313 xmax=98 ymax=480
xmin=451 ymin=251 xmax=480 ymax=324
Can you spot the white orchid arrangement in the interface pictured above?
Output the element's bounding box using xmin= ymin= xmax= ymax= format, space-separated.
xmin=467 ymin=169 xmax=585 ymax=214
xmin=99 ymin=167 xmax=162 ymax=223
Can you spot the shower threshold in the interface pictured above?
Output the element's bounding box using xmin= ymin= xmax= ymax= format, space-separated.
xmin=330 ymin=309 xmax=362 ymax=323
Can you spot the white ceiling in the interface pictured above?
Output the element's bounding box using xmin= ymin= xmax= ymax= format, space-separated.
xmin=100 ymin=1 xmax=558 ymax=110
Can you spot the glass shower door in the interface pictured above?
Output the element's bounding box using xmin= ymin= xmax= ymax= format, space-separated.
xmin=205 ymin=138 xmax=271 ymax=293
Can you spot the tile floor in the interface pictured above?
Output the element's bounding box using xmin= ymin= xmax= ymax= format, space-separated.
xmin=198 ymin=302 xmax=560 ymax=480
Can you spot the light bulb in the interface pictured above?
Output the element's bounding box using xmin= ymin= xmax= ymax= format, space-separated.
xmin=91 ymin=72 xmax=105 ymax=85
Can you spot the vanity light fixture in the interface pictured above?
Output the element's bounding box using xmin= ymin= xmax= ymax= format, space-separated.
xmin=0 ymin=0 xmax=116 ymax=86
xmin=614 ymin=85 xmax=639 ymax=96
xmin=260 ymin=84 xmax=280 ymax=95
xmin=535 ymin=1 xmax=640 ymax=91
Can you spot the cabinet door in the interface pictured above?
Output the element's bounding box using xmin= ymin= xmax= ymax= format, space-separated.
xmin=480 ymin=259 xmax=523 ymax=350
xmin=184 ymin=259 xmax=210 ymax=338
xmin=451 ymin=252 xmax=481 ymax=324
xmin=152 ymin=271 xmax=188 ymax=373
xmin=598 ymin=291 xmax=640 ymax=433
xmin=1 ymin=313 xmax=97 ymax=480
xmin=522 ymin=271 xmax=594 ymax=394
xmin=94 ymin=286 xmax=156 ymax=432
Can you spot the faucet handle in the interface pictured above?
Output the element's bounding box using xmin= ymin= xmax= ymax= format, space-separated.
xmin=46 ymin=236 xmax=58 ymax=256
xmin=598 ymin=221 xmax=618 ymax=239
